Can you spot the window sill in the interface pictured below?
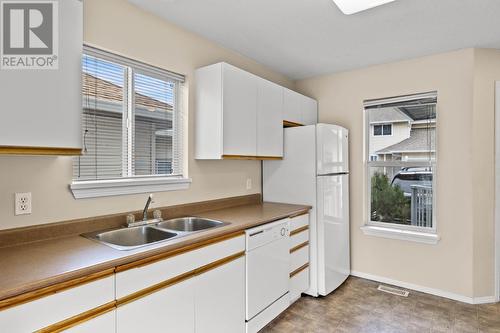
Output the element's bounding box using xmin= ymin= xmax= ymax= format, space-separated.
xmin=360 ymin=225 xmax=440 ymax=245
xmin=70 ymin=177 xmax=192 ymax=199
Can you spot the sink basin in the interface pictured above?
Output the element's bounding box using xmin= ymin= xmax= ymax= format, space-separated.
xmin=156 ymin=217 xmax=228 ymax=232
xmin=85 ymin=226 xmax=178 ymax=251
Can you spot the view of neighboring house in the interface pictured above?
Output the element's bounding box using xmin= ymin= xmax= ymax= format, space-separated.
xmin=73 ymin=71 xmax=174 ymax=181
xmin=369 ymin=107 xmax=436 ymax=163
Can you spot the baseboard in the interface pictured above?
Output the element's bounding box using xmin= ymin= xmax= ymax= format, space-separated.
xmin=350 ymin=271 xmax=496 ymax=305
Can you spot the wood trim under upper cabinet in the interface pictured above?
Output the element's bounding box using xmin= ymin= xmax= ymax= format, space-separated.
xmin=290 ymin=241 xmax=309 ymax=254
xmin=0 ymin=269 xmax=114 ymax=311
xmin=290 ymin=263 xmax=309 ymax=278
xmin=283 ymin=120 xmax=304 ymax=128
xmin=0 ymin=146 xmax=82 ymax=156
xmin=222 ymin=155 xmax=282 ymax=160
xmin=115 ymin=231 xmax=245 ymax=273
xmin=34 ymin=301 xmax=116 ymax=333
xmin=290 ymin=225 xmax=309 ymax=236
xmin=116 ymin=251 xmax=245 ymax=307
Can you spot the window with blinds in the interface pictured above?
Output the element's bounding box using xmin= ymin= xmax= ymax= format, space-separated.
xmin=73 ymin=47 xmax=185 ymax=182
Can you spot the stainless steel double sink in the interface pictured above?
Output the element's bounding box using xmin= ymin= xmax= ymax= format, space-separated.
xmin=82 ymin=217 xmax=229 ymax=251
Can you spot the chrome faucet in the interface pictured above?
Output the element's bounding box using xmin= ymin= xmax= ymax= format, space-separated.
xmin=142 ymin=194 xmax=154 ymax=221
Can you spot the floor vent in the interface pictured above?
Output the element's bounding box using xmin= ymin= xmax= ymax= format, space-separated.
xmin=377 ymin=285 xmax=409 ymax=297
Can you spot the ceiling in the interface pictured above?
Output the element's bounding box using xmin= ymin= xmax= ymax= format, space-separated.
xmin=128 ymin=0 xmax=500 ymax=80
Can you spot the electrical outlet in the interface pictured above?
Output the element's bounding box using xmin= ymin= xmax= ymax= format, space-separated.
xmin=15 ymin=192 xmax=32 ymax=215
xmin=246 ymin=178 xmax=252 ymax=190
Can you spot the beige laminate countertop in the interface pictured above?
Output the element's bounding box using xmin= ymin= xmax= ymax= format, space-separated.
xmin=0 ymin=202 xmax=310 ymax=302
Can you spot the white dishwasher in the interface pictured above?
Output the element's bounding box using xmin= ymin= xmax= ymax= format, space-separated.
xmin=246 ymin=219 xmax=290 ymax=333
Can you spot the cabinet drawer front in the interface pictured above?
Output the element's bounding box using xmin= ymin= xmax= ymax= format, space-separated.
xmin=290 ymin=230 xmax=309 ymax=249
xmin=116 ymin=278 xmax=195 ymax=333
xmin=289 ymin=214 xmax=308 ymax=232
xmin=290 ymin=267 xmax=309 ymax=303
xmin=0 ymin=275 xmax=114 ymax=333
xmin=290 ymin=246 xmax=309 ymax=273
xmin=63 ymin=310 xmax=116 ymax=333
xmin=116 ymin=235 xmax=245 ymax=298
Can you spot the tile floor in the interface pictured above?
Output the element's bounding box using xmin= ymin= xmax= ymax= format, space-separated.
xmin=261 ymin=277 xmax=500 ymax=333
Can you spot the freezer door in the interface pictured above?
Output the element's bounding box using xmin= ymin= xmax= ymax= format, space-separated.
xmin=317 ymin=174 xmax=350 ymax=296
xmin=316 ymin=124 xmax=349 ymax=175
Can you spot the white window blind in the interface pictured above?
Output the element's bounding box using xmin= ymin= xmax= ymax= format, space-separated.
xmin=73 ymin=46 xmax=185 ymax=183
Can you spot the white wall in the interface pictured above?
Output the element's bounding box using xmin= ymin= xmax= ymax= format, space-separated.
xmin=0 ymin=0 xmax=294 ymax=230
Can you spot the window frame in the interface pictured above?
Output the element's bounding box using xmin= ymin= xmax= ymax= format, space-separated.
xmin=372 ymin=123 xmax=393 ymax=136
xmin=363 ymin=92 xmax=439 ymax=243
xmin=70 ymin=45 xmax=190 ymax=199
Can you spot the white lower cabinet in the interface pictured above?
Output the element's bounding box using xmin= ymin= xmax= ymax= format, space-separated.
xmin=115 ymin=235 xmax=246 ymax=333
xmin=0 ymin=275 xmax=114 ymax=333
xmin=195 ymin=257 xmax=245 ymax=333
xmin=116 ymin=278 xmax=196 ymax=333
xmin=65 ymin=310 xmax=116 ymax=333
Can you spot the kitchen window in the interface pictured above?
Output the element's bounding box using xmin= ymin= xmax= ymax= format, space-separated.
xmin=362 ymin=92 xmax=439 ymax=244
xmin=70 ymin=46 xmax=190 ymax=199
xmin=373 ymin=124 xmax=392 ymax=136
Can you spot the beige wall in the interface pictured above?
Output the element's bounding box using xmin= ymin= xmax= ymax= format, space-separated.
xmin=472 ymin=49 xmax=500 ymax=297
xmin=297 ymin=49 xmax=483 ymax=298
xmin=0 ymin=0 xmax=294 ymax=230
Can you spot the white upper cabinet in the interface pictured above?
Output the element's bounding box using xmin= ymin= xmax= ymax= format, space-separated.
xmin=257 ymin=79 xmax=284 ymax=157
xmin=283 ymin=89 xmax=303 ymax=125
xmin=195 ymin=62 xmax=283 ymax=159
xmin=0 ymin=0 xmax=82 ymax=155
xmin=283 ymin=88 xmax=318 ymax=126
xmin=222 ymin=64 xmax=258 ymax=156
xmin=302 ymin=96 xmax=318 ymax=125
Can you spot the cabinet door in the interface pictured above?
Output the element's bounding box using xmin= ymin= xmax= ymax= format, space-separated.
xmin=64 ymin=310 xmax=115 ymax=333
xmin=283 ymin=89 xmax=303 ymax=124
xmin=0 ymin=0 xmax=82 ymax=150
xmin=195 ymin=257 xmax=245 ymax=333
xmin=116 ymin=278 xmax=195 ymax=333
xmin=302 ymin=97 xmax=318 ymax=125
xmin=222 ymin=64 xmax=258 ymax=156
xmin=257 ymin=79 xmax=283 ymax=157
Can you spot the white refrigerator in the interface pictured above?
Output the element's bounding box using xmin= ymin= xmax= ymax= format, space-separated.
xmin=263 ymin=123 xmax=350 ymax=297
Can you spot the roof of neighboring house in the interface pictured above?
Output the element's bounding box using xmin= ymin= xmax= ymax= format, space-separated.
xmin=369 ymin=108 xmax=412 ymax=124
xmin=82 ymin=73 xmax=173 ymax=112
xmin=376 ymin=128 xmax=436 ymax=154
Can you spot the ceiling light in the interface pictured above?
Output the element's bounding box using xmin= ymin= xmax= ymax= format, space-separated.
xmin=332 ymin=0 xmax=396 ymax=15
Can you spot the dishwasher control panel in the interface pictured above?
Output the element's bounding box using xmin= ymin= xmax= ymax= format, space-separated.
xmin=245 ymin=220 xmax=289 ymax=251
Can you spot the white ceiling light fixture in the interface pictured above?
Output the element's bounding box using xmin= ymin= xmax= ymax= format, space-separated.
xmin=332 ymin=0 xmax=396 ymax=15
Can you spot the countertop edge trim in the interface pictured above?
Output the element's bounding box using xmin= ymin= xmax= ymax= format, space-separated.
xmin=0 ymin=268 xmax=115 ymax=311
xmin=116 ymin=251 xmax=245 ymax=307
xmin=115 ymin=230 xmax=245 ymax=273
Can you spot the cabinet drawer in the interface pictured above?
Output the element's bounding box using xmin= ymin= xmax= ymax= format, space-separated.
xmin=290 ymin=267 xmax=309 ymax=304
xmin=116 ymin=277 xmax=196 ymax=333
xmin=116 ymin=234 xmax=245 ymax=298
xmin=63 ymin=310 xmax=116 ymax=333
xmin=289 ymin=214 xmax=308 ymax=232
xmin=0 ymin=273 xmax=114 ymax=333
xmin=290 ymin=245 xmax=309 ymax=273
xmin=290 ymin=229 xmax=309 ymax=249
